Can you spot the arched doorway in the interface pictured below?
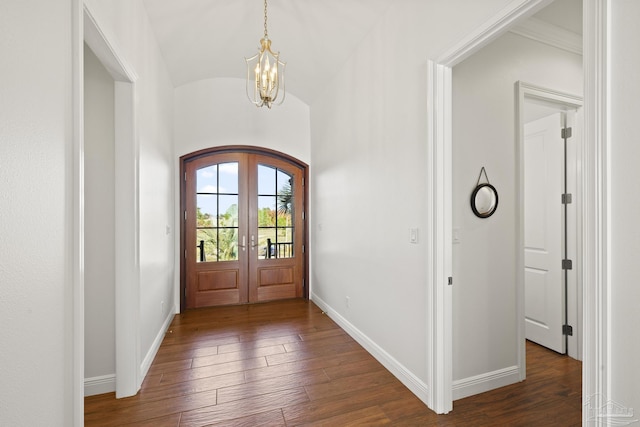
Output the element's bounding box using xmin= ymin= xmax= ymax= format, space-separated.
xmin=180 ymin=146 xmax=308 ymax=309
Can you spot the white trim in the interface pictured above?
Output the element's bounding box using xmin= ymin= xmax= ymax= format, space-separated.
xmin=452 ymin=366 xmax=520 ymax=401
xmin=515 ymin=81 xmax=584 ymax=381
xmin=140 ymin=306 xmax=177 ymax=379
xmin=83 ymin=2 xmax=141 ymax=399
xmin=72 ymin=0 xmax=84 ymax=424
xmin=83 ymin=5 xmax=137 ymax=82
xmin=114 ymin=80 xmax=140 ymax=397
xmin=582 ymin=0 xmax=611 ymax=423
xmin=436 ymin=0 xmax=555 ymax=67
xmin=311 ymin=294 xmax=430 ymax=405
xmin=84 ymin=375 xmax=116 ymax=397
xmin=510 ymin=17 xmax=583 ymax=55
xmin=426 ymin=60 xmax=453 ymax=414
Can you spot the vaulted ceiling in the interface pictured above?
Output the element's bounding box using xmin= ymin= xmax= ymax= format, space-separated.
xmin=142 ymin=0 xmax=581 ymax=105
xmin=142 ymin=0 xmax=395 ymax=103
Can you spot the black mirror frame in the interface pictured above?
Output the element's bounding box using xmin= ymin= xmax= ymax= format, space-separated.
xmin=470 ymin=183 xmax=499 ymax=218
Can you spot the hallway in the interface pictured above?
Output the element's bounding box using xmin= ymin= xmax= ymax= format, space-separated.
xmin=85 ymin=299 xmax=581 ymax=426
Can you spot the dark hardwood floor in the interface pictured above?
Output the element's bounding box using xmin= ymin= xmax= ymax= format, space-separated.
xmin=85 ymin=299 xmax=582 ymax=426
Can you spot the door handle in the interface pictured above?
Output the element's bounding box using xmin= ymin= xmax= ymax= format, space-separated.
xmin=251 ymin=235 xmax=259 ymax=249
xmin=239 ymin=235 xmax=246 ymax=251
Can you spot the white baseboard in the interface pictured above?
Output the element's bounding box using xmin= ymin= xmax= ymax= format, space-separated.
xmin=84 ymin=374 xmax=116 ymax=397
xmin=311 ymin=293 xmax=430 ymax=405
xmin=139 ymin=304 xmax=177 ymax=383
xmin=85 ymin=306 xmax=176 ymax=397
xmin=452 ymin=365 xmax=521 ymax=400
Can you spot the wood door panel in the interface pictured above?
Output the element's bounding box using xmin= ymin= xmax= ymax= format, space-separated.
xmin=257 ymin=284 xmax=298 ymax=302
xmin=258 ymin=266 xmax=294 ymax=286
xmin=194 ymin=289 xmax=242 ymax=307
xmin=196 ymin=269 xmax=239 ymax=291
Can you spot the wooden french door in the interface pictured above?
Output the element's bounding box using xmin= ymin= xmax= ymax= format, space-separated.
xmin=183 ymin=150 xmax=306 ymax=309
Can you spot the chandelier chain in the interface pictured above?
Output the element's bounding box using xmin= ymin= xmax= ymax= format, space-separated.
xmin=263 ymin=0 xmax=268 ymax=39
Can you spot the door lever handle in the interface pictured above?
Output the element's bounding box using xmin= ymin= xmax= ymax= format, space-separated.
xmin=239 ymin=235 xmax=246 ymax=251
xmin=250 ymin=235 xmax=259 ymax=249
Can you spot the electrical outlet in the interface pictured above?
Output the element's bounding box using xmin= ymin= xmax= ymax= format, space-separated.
xmin=346 ymin=296 xmax=351 ymax=309
xmin=161 ymin=300 xmax=164 ymax=315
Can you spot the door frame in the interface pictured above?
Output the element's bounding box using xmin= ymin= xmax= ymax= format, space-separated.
xmin=516 ymin=81 xmax=583 ymax=374
xmin=179 ymin=146 xmax=309 ymax=311
xmin=80 ymin=1 xmax=141 ymax=401
xmin=426 ymin=0 xmax=610 ymax=418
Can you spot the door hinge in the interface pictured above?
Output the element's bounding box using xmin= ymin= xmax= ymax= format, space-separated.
xmin=302 ymin=177 xmax=305 ymax=186
xmin=562 ymin=259 xmax=573 ymax=270
xmin=563 ymin=324 xmax=573 ymax=336
xmin=302 ymin=245 xmax=305 ymax=254
xmin=184 ymin=172 xmax=187 ymax=181
xmin=448 ymin=277 xmax=453 ymax=286
xmin=184 ymin=210 xmax=187 ymax=220
xmin=561 ymin=193 xmax=572 ymax=204
xmin=302 ymin=211 xmax=305 ymax=220
xmin=184 ymin=250 xmax=187 ymax=259
xmin=561 ymin=127 xmax=573 ymax=139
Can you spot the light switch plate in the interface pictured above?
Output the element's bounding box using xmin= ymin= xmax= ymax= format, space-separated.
xmin=409 ymin=228 xmax=419 ymax=244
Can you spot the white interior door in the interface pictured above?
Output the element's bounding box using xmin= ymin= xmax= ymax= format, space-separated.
xmin=524 ymin=112 xmax=565 ymax=354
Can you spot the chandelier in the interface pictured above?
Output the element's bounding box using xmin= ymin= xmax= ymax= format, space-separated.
xmin=245 ymin=0 xmax=286 ymax=108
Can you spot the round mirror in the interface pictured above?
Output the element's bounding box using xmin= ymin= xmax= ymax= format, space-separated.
xmin=470 ymin=183 xmax=498 ymax=218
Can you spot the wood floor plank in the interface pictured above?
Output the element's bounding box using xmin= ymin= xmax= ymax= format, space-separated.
xmin=322 ymin=357 xmax=388 ymax=380
xmin=282 ymin=335 xmax=357 ymax=353
xmin=121 ymin=413 xmax=182 ymax=427
xmin=191 ymin=344 xmax=286 ymax=368
xmin=217 ymin=369 xmax=329 ymax=405
xmin=147 ymin=358 xmax=193 ymax=375
xmin=137 ymin=371 xmax=246 ymax=403
xmin=217 ymin=334 xmax=301 ymax=354
xmin=200 ymin=409 xmax=286 ymax=427
xmin=302 ymin=405 xmax=392 ymax=426
xmin=298 ymin=327 xmax=349 ymax=341
xmin=178 ymin=387 xmax=309 ymax=427
xmin=85 ymin=300 xmax=581 ymax=426
xmin=282 ymin=382 xmax=410 ymax=425
xmin=304 ymin=369 xmax=397 ymax=401
xmin=265 ymin=340 xmax=362 ymax=366
xmin=244 ymin=348 xmax=372 ymax=382
xmin=159 ymin=357 xmax=267 ymax=386
xmin=85 ymin=389 xmax=217 ymax=427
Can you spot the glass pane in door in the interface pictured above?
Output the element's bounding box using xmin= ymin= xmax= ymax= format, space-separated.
xmin=196 ymin=162 xmax=239 ymax=262
xmin=257 ymin=164 xmax=294 ymax=259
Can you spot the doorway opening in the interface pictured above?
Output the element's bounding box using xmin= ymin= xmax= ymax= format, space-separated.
xmin=426 ymin=0 xmax=600 ymax=415
xmin=518 ymin=82 xmax=583 ymax=363
xmin=180 ymin=146 xmax=309 ymax=310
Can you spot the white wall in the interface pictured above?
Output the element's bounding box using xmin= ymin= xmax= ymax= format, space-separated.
xmin=610 ymin=0 xmax=640 ymax=416
xmin=84 ymin=43 xmax=116 ymax=391
xmin=84 ymin=0 xmax=176 ymax=382
xmin=309 ymin=0 xmax=516 ymax=401
xmin=174 ymin=78 xmax=310 ymax=163
xmin=0 ymin=0 xmax=75 ymax=425
xmin=451 ymin=32 xmax=582 ymax=393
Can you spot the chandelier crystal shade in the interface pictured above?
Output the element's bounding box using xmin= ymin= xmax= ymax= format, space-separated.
xmin=245 ymin=0 xmax=286 ymax=108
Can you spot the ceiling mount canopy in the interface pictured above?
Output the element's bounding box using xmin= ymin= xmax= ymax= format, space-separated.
xmin=245 ymin=0 xmax=286 ymax=109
